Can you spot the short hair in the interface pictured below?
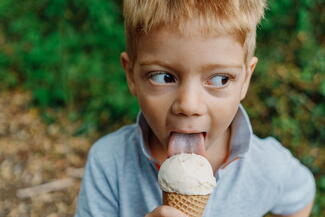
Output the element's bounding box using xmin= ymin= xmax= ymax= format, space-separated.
xmin=123 ymin=0 xmax=267 ymax=64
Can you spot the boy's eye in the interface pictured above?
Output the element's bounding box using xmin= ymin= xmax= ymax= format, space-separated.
xmin=149 ymin=72 xmax=176 ymax=84
xmin=207 ymin=75 xmax=230 ymax=87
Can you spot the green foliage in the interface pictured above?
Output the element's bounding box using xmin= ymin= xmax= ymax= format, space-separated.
xmin=243 ymin=1 xmax=325 ymax=215
xmin=246 ymin=0 xmax=324 ymax=161
xmin=0 ymin=0 xmax=138 ymax=133
xmin=0 ymin=0 xmax=324 ymax=215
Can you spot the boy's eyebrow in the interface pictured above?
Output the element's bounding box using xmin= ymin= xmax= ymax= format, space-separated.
xmin=139 ymin=60 xmax=173 ymax=68
xmin=199 ymin=63 xmax=243 ymax=72
xmin=139 ymin=60 xmax=243 ymax=71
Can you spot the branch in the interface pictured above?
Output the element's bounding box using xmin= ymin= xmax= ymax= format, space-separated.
xmin=16 ymin=167 xmax=84 ymax=199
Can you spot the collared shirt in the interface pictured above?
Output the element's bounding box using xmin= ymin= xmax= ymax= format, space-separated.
xmin=75 ymin=105 xmax=315 ymax=217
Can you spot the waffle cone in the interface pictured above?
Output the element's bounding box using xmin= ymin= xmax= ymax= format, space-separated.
xmin=163 ymin=191 xmax=209 ymax=217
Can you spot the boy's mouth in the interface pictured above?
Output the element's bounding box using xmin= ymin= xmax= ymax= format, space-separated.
xmin=167 ymin=131 xmax=207 ymax=157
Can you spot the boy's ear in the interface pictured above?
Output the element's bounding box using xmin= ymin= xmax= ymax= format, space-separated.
xmin=120 ymin=52 xmax=137 ymax=96
xmin=240 ymin=57 xmax=258 ymax=100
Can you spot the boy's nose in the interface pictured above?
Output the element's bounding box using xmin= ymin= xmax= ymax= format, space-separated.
xmin=171 ymin=84 xmax=207 ymax=117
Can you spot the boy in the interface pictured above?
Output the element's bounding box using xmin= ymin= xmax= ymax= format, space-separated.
xmin=75 ymin=0 xmax=316 ymax=216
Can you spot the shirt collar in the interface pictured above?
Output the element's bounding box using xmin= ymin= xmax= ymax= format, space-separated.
xmin=225 ymin=104 xmax=253 ymax=165
xmin=136 ymin=104 xmax=253 ymax=165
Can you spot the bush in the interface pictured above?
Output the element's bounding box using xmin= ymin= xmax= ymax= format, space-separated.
xmin=0 ymin=0 xmax=138 ymax=133
xmin=244 ymin=1 xmax=325 ymax=215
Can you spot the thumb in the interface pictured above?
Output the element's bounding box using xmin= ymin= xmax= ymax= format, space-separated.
xmin=146 ymin=205 xmax=189 ymax=217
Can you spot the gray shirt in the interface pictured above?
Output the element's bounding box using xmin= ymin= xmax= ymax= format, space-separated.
xmin=75 ymin=105 xmax=315 ymax=217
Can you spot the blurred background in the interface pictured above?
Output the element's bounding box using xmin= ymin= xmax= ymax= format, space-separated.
xmin=0 ymin=0 xmax=324 ymax=216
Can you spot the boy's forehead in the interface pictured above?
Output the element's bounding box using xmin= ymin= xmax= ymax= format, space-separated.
xmin=135 ymin=26 xmax=245 ymax=69
xmin=142 ymin=18 xmax=237 ymax=42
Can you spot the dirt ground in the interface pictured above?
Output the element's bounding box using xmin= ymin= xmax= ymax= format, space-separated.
xmin=0 ymin=90 xmax=95 ymax=217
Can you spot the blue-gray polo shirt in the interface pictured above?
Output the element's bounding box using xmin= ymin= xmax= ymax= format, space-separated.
xmin=75 ymin=105 xmax=315 ymax=217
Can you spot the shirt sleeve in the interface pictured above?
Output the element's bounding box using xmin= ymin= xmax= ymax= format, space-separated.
xmin=269 ymin=138 xmax=316 ymax=216
xmin=75 ymin=143 xmax=119 ymax=217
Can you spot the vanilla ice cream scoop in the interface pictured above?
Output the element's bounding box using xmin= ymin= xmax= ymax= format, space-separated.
xmin=158 ymin=153 xmax=216 ymax=195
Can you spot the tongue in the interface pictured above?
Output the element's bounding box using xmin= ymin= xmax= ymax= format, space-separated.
xmin=167 ymin=133 xmax=206 ymax=157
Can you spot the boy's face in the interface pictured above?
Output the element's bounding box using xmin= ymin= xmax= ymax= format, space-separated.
xmin=121 ymin=25 xmax=257 ymax=160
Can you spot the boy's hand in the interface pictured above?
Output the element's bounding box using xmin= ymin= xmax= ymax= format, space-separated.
xmin=145 ymin=205 xmax=188 ymax=217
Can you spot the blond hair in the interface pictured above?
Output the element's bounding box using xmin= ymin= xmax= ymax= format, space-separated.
xmin=123 ymin=0 xmax=267 ymax=64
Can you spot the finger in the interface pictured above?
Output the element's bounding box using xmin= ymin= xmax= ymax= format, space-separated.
xmin=145 ymin=205 xmax=188 ymax=217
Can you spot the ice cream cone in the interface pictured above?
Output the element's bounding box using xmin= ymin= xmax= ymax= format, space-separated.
xmin=163 ymin=191 xmax=210 ymax=217
xmin=158 ymin=154 xmax=216 ymax=217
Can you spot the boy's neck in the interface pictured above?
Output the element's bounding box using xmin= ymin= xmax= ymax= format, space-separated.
xmin=206 ymin=127 xmax=231 ymax=172
xmin=147 ymin=127 xmax=231 ymax=173
xmin=147 ymin=129 xmax=168 ymax=164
